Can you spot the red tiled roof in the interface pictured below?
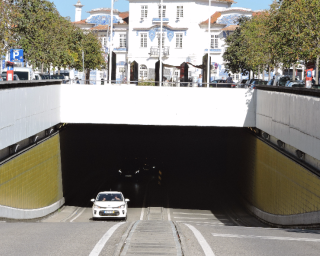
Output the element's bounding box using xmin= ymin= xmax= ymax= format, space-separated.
xmin=119 ymin=12 xmax=129 ymax=19
xmin=222 ymin=25 xmax=239 ymax=31
xmin=199 ymin=12 xmax=222 ymax=25
xmin=90 ymin=25 xmax=109 ymax=31
xmin=72 ymin=19 xmax=87 ymax=24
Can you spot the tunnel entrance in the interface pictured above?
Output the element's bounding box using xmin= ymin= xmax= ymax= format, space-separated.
xmin=60 ymin=124 xmax=247 ymax=214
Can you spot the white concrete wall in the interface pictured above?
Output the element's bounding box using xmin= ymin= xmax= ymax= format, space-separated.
xmin=61 ymin=85 xmax=256 ymax=127
xmin=256 ymin=90 xmax=320 ymax=161
xmin=0 ymin=85 xmax=61 ymax=151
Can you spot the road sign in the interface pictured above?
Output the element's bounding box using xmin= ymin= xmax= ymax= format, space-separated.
xmin=10 ymin=49 xmax=24 ymax=62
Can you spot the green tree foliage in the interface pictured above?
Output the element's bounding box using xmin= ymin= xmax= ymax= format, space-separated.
xmin=10 ymin=0 xmax=105 ymax=75
xmin=0 ymin=0 xmax=20 ymax=57
xmin=223 ymin=17 xmax=252 ymax=76
xmin=223 ymin=0 xmax=320 ymax=79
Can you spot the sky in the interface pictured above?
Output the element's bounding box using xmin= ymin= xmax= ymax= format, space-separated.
xmin=54 ymin=0 xmax=274 ymax=21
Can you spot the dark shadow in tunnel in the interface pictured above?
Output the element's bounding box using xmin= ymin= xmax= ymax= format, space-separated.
xmin=59 ymin=124 xmax=253 ymax=225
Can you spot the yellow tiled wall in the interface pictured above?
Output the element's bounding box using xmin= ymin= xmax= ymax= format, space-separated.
xmin=241 ymin=134 xmax=320 ymax=215
xmin=0 ymin=134 xmax=63 ymax=209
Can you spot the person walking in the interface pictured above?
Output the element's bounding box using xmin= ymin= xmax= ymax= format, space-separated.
xmin=198 ymin=74 xmax=203 ymax=87
xmin=226 ymin=74 xmax=233 ymax=83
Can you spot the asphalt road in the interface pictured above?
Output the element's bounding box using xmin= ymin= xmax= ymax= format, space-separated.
xmin=2 ymin=124 xmax=320 ymax=255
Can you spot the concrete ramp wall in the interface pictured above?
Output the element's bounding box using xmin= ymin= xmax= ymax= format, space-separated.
xmin=240 ymin=132 xmax=320 ymax=226
xmin=61 ymin=85 xmax=256 ymax=127
xmin=0 ymin=134 xmax=63 ymax=219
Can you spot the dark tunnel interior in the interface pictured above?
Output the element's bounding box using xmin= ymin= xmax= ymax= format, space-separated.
xmin=60 ymin=124 xmax=248 ymax=214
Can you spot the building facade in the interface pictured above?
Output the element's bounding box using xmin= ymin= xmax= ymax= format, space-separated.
xmin=73 ymin=0 xmax=258 ymax=83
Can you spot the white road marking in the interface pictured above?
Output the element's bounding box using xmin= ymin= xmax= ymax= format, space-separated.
xmin=173 ymin=212 xmax=225 ymax=216
xmin=62 ymin=207 xmax=80 ymax=222
xmin=178 ymin=220 xmax=226 ymax=225
xmin=70 ymin=208 xmax=86 ymax=222
xmin=89 ymin=222 xmax=125 ymax=256
xmin=167 ymin=209 xmax=171 ymax=221
xmin=211 ymin=233 xmax=320 ymax=242
xmin=174 ymin=217 xmax=229 ymax=221
xmin=184 ymin=224 xmax=215 ymax=256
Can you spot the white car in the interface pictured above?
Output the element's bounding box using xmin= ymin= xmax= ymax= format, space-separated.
xmin=91 ymin=191 xmax=129 ymax=220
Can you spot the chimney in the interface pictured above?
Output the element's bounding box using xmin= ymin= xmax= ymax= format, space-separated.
xmin=74 ymin=0 xmax=84 ymax=22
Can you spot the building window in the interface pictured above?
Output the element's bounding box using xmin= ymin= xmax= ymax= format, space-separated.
xmin=177 ymin=6 xmax=183 ymax=18
xmin=211 ymin=35 xmax=219 ymax=49
xmin=141 ymin=5 xmax=148 ymax=18
xmin=120 ymin=34 xmax=127 ymax=48
xmin=157 ymin=33 xmax=165 ymax=48
xmin=158 ymin=5 xmax=166 ymax=18
xmin=140 ymin=33 xmax=147 ymax=48
xmin=176 ymin=33 xmax=183 ymax=48
xmin=140 ymin=64 xmax=148 ymax=78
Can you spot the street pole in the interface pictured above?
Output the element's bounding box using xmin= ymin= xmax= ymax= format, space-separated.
xmin=82 ymin=50 xmax=84 ymax=83
xmin=109 ymin=0 xmax=115 ymax=85
xmin=207 ymin=0 xmax=211 ymax=88
xmin=159 ymin=0 xmax=163 ymax=87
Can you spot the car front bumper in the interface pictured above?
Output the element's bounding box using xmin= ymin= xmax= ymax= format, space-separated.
xmin=92 ymin=208 xmax=127 ymax=219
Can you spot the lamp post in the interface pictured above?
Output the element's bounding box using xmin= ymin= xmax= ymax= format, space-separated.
xmin=108 ymin=0 xmax=118 ymax=85
xmin=207 ymin=0 xmax=211 ymax=88
xmin=159 ymin=0 xmax=163 ymax=87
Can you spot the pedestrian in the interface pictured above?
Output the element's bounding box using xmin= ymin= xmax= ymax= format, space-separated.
xmin=226 ymin=74 xmax=233 ymax=83
xmin=198 ymin=74 xmax=202 ymax=87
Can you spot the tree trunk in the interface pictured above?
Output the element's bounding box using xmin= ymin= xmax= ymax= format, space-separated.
xmin=268 ymin=66 xmax=271 ymax=81
xmin=58 ymin=69 xmax=60 ymax=75
xmin=41 ymin=63 xmax=43 ymax=73
xmin=263 ymin=66 xmax=266 ymax=81
xmin=293 ymin=64 xmax=296 ymax=81
xmin=86 ymin=68 xmax=90 ymax=84
xmin=258 ymin=66 xmax=261 ymax=79
xmin=316 ymin=56 xmax=319 ymax=85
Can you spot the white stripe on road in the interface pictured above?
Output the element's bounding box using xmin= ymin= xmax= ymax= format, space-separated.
xmin=70 ymin=208 xmax=86 ymax=222
xmin=173 ymin=212 xmax=225 ymax=216
xmin=174 ymin=217 xmax=229 ymax=220
xmin=89 ymin=222 xmax=125 ymax=256
xmin=62 ymin=207 xmax=80 ymax=222
xmin=211 ymin=233 xmax=320 ymax=242
xmin=177 ymin=220 xmax=227 ymax=225
xmin=184 ymin=224 xmax=215 ymax=256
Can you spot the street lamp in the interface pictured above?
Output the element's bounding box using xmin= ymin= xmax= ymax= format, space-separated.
xmin=207 ymin=0 xmax=211 ymax=88
xmin=159 ymin=0 xmax=163 ymax=87
xmin=108 ymin=0 xmax=118 ymax=85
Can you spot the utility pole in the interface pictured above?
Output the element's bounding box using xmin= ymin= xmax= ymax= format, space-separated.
xmin=109 ymin=0 xmax=117 ymax=85
xmin=159 ymin=0 xmax=163 ymax=87
xmin=82 ymin=50 xmax=84 ymax=82
xmin=207 ymin=0 xmax=211 ymax=88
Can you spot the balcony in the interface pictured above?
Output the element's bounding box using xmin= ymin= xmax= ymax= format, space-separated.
xmin=152 ymin=18 xmax=169 ymax=24
xmin=149 ymin=46 xmax=170 ymax=57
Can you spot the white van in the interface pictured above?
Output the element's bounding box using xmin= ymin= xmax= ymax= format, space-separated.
xmin=2 ymin=67 xmax=35 ymax=80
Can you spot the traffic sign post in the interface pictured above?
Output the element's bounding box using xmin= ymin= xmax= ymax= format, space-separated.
xmin=10 ymin=49 xmax=24 ymax=63
xmin=6 ymin=61 xmax=14 ymax=81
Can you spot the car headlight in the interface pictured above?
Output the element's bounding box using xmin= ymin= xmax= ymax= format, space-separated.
xmin=94 ymin=204 xmax=101 ymax=209
xmin=135 ymin=170 xmax=140 ymax=174
xmin=113 ymin=204 xmax=125 ymax=209
xmin=118 ymin=170 xmax=122 ymax=173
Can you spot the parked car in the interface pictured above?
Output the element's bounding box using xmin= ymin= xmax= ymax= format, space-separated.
xmin=286 ymin=81 xmax=305 ymax=88
xmin=1 ymin=74 xmax=20 ymax=81
xmin=276 ymin=75 xmax=291 ymax=87
xmin=236 ymin=79 xmax=248 ymax=88
xmin=2 ymin=67 xmax=34 ymax=80
xmin=91 ymin=191 xmax=129 ymax=220
xmin=246 ymin=79 xmax=263 ymax=89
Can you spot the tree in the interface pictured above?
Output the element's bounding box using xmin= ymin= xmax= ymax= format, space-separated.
xmin=0 ymin=0 xmax=20 ymax=58
xmin=223 ymin=17 xmax=252 ymax=77
xmin=80 ymin=32 xmax=106 ymax=81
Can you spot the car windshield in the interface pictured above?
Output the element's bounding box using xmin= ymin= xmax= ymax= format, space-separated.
xmin=96 ymin=193 xmax=123 ymax=202
xmin=14 ymin=71 xmax=29 ymax=80
xmin=279 ymin=77 xmax=290 ymax=86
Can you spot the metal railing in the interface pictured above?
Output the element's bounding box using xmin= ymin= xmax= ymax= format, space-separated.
xmin=149 ymin=46 xmax=170 ymax=56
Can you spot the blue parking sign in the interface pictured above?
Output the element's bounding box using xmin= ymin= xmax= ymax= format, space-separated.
xmin=10 ymin=49 xmax=24 ymax=62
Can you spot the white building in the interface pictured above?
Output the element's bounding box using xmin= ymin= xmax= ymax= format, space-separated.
xmin=73 ymin=0 xmax=258 ymax=83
